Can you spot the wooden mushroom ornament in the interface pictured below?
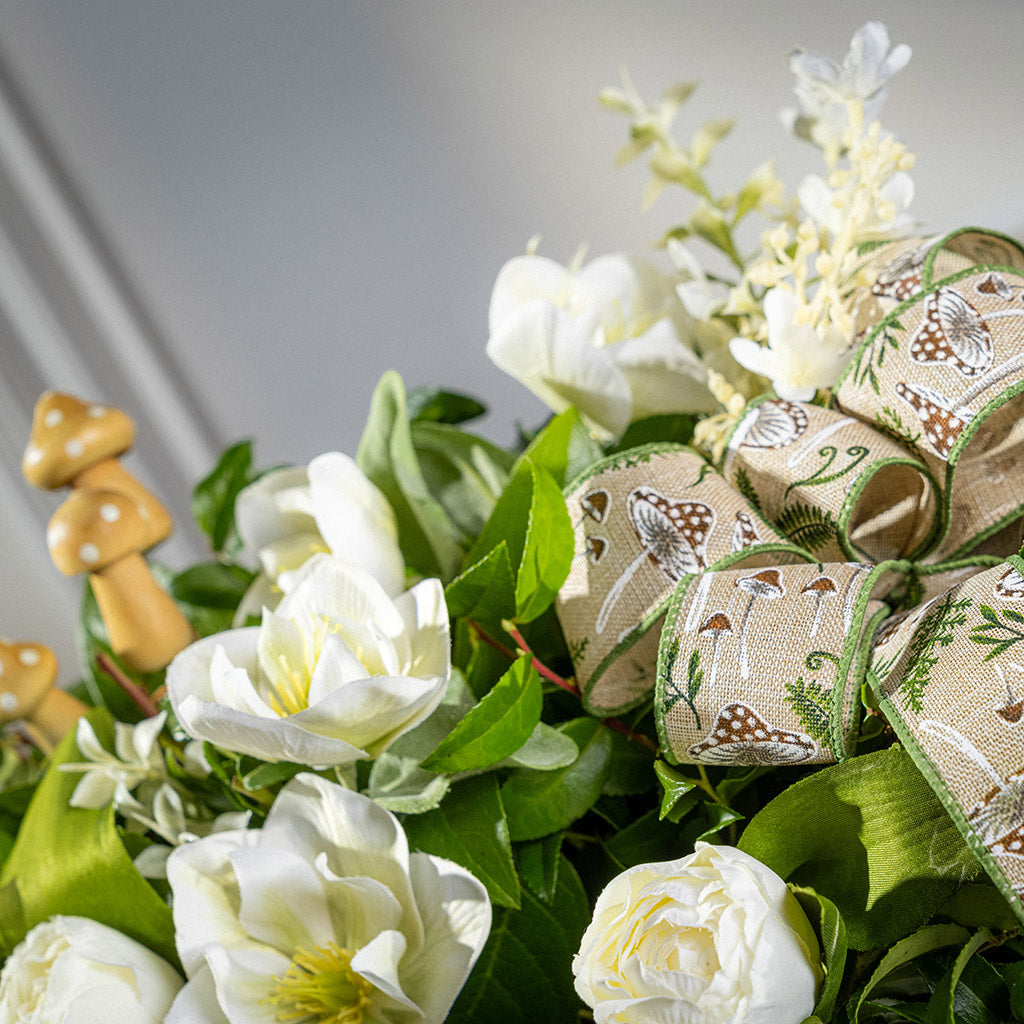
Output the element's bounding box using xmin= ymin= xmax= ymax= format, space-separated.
xmin=0 ymin=640 xmax=85 ymax=752
xmin=47 ymin=488 xmax=193 ymax=673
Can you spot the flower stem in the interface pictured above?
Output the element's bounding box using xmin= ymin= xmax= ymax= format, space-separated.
xmin=96 ymin=652 xmax=161 ymax=718
xmin=502 ymin=621 xmax=581 ymax=697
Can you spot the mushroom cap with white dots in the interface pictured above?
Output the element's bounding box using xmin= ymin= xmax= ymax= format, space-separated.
xmin=22 ymin=391 xmax=134 ymax=489
xmin=47 ymin=487 xmax=150 ymax=575
xmin=0 ymin=640 xmax=59 ymax=722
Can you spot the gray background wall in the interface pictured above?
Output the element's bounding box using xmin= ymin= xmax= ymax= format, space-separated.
xmin=1 ymin=1 xmax=1022 ymax=677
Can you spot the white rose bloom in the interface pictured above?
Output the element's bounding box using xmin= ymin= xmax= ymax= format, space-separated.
xmin=487 ymin=251 xmax=716 ymax=439
xmin=233 ymin=451 xmax=405 ymax=623
xmin=165 ymin=773 xmax=491 ymax=1024
xmin=0 ymin=915 xmax=182 ymax=1024
xmin=167 ymin=553 xmax=450 ymax=767
xmin=573 ymin=844 xmax=822 ymax=1024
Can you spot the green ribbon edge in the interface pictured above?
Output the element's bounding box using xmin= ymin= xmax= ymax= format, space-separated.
xmin=867 ymin=552 xmax=1024 ymax=929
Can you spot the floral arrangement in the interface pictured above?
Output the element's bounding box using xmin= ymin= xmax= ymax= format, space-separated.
xmin=4 ymin=20 xmax=1024 ymax=1024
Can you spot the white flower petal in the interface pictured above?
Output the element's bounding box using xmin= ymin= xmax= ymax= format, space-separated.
xmin=488 ymin=253 xmax=571 ymax=332
xmin=350 ymin=930 xmax=418 ymax=1013
xmin=166 ymin=961 xmax=230 ymax=1024
xmin=234 ymin=467 xmax=315 ymax=563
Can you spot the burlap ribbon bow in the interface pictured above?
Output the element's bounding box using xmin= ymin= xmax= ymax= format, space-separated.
xmin=556 ymin=228 xmax=1024 ymax=918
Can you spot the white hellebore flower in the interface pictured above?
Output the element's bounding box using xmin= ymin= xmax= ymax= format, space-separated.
xmin=165 ymin=773 xmax=491 ymax=1024
xmin=729 ymin=288 xmax=850 ymax=401
xmin=234 ymin=451 xmax=405 ymax=621
xmin=167 ymin=553 xmax=450 ymax=767
xmin=782 ymin=21 xmax=911 ymax=151
xmin=0 ymin=915 xmax=183 ymax=1024
xmin=487 ymin=250 xmax=715 ymax=440
xmin=573 ymin=844 xmax=822 ymax=1024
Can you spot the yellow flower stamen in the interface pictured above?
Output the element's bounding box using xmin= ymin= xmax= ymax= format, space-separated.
xmin=267 ymin=942 xmax=374 ymax=1024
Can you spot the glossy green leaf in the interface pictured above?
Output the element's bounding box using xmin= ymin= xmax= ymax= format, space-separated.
xmin=447 ymin=857 xmax=589 ymax=1024
xmin=171 ymin=561 xmax=254 ymax=637
xmin=191 ymin=439 xmax=254 ymax=553
xmin=609 ymin=413 xmax=699 ymax=453
xmin=502 ymin=718 xmax=614 ymax=841
xmin=406 ymin=386 xmax=487 ymax=424
xmin=423 ymin=655 xmax=543 ymax=773
xmin=654 ymin=760 xmax=700 ymax=822
xmin=0 ymin=709 xmax=177 ymax=965
xmin=516 ymin=833 xmax=563 ymax=902
xmin=356 ymin=370 xmax=463 ymax=580
xmin=500 ymin=723 xmax=578 ymax=771
xmin=791 ymin=886 xmax=848 ymax=1023
xmin=602 ymin=730 xmax=657 ymax=796
xmin=739 ymin=745 xmax=979 ymax=950
xmin=444 ymin=542 xmax=517 ymax=624
xmin=403 ymin=775 xmax=519 ymax=908
xmin=518 ymin=408 xmax=602 ymax=488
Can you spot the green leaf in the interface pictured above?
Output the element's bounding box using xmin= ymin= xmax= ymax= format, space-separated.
xmin=171 ymin=561 xmax=255 ymax=637
xmin=406 ymin=386 xmax=487 ymax=424
xmin=518 ymin=409 xmax=602 ymax=488
xmin=444 ymin=542 xmax=517 ymax=624
xmin=605 ymin=807 xmax=689 ymax=869
xmin=502 ymin=718 xmax=614 ymax=841
xmin=0 ymin=709 xmax=178 ymax=965
xmin=447 ymin=857 xmax=589 ymax=1024
xmin=924 ymin=929 xmax=994 ymax=1024
xmin=516 ymin=833 xmax=562 ymax=902
xmin=465 ymin=458 xmax=573 ymax=623
xmin=192 ymin=439 xmax=254 ymax=553
xmin=602 ymin=730 xmax=657 ymax=796
xmin=609 ymin=413 xmax=698 ymax=453
xmin=403 ymin=775 xmax=519 ymax=909
xmin=939 ymin=883 xmax=1019 ymax=932
xmin=738 ymin=745 xmax=979 ymax=950
xmin=422 ymin=655 xmax=543 ymax=773
xmin=791 ymin=886 xmax=848 ymax=1023
xmin=499 ymin=723 xmax=578 ymax=771
xmin=654 ymin=760 xmax=700 ymax=821
xmin=356 ymin=371 xmax=463 ymax=580
xmin=238 ymin=758 xmax=308 ymax=791
xmin=411 ymin=421 xmax=514 ymax=544
xmin=849 ymin=924 xmax=970 ymax=1023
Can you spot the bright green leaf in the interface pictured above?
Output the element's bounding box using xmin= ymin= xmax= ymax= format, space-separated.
xmin=739 ymin=745 xmax=979 ymax=950
xmin=444 ymin=542 xmax=517 ymax=624
xmin=499 ymin=723 xmax=578 ymax=771
xmin=403 ymin=775 xmax=519 ymax=909
xmin=502 ymin=718 xmax=614 ymax=841
xmin=0 ymin=709 xmax=178 ymax=965
xmin=422 ymin=655 xmax=543 ymax=773
xmin=514 ymin=462 xmax=573 ymax=622
xmin=518 ymin=409 xmax=602 ymax=488
xmin=791 ymin=886 xmax=848 ymax=1023
xmin=654 ymin=760 xmax=700 ymax=821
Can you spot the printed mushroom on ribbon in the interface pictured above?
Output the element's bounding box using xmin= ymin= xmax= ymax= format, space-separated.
xmin=801 ymin=574 xmax=838 ymax=639
xmin=687 ymin=701 xmax=816 ymax=764
xmin=697 ymin=612 xmax=733 ymax=689
xmin=594 ymin=487 xmax=714 ymax=635
xmin=734 ymin=569 xmax=785 ymax=679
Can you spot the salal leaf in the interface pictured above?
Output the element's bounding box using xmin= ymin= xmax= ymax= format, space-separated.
xmin=422 ymin=654 xmax=542 ymax=773
xmin=356 ymin=370 xmax=463 ymax=580
xmin=502 ymin=718 xmax=614 ymax=841
xmin=406 ymin=386 xmax=486 ymax=425
xmin=171 ymin=561 xmax=254 ymax=637
xmin=0 ymin=709 xmax=177 ymax=965
xmin=654 ymin=760 xmax=700 ymax=822
xmin=790 ymin=886 xmax=848 ymax=1023
xmin=444 ymin=542 xmax=517 ymax=624
xmin=610 ymin=413 xmax=698 ymax=453
xmin=192 ymin=439 xmax=254 ymax=553
xmin=516 ymin=833 xmax=563 ymax=902
xmin=403 ymin=775 xmax=519 ymax=909
xmin=603 ymin=730 xmax=656 ymax=796
xmin=739 ymin=745 xmax=979 ymax=950
xmin=518 ymin=408 xmax=602 ymax=488
xmin=447 ymin=857 xmax=589 ymax=1024
xmin=411 ymin=421 xmax=514 ymax=544
xmin=500 ymin=723 xmax=578 ymax=771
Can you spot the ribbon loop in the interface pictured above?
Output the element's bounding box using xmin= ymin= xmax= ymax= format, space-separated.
xmin=656 ymin=561 xmax=894 ymax=765
xmin=870 ymin=556 xmax=1024 ymax=925
xmin=722 ymin=397 xmax=940 ymax=562
xmin=558 ymin=443 xmax=812 ymax=715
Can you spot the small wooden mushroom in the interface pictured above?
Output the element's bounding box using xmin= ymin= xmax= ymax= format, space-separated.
xmin=0 ymin=640 xmax=85 ymax=752
xmin=22 ymin=391 xmax=172 ymax=549
xmin=47 ymin=488 xmax=193 ymax=673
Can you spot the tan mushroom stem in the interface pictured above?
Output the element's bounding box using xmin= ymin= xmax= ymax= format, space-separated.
xmin=91 ymin=553 xmax=194 ymax=673
xmin=0 ymin=641 xmax=85 ymax=753
xmin=72 ymin=459 xmax=172 ymax=550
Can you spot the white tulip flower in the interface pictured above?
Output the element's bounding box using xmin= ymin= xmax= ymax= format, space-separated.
xmin=0 ymin=915 xmax=183 ymax=1024
xmin=729 ymin=288 xmax=850 ymax=401
xmin=487 ymin=250 xmax=716 ymax=439
xmin=167 ymin=554 xmax=450 ymax=767
xmin=233 ymin=451 xmax=405 ymax=623
xmin=165 ymin=773 xmax=491 ymax=1024
xmin=573 ymin=844 xmax=822 ymax=1024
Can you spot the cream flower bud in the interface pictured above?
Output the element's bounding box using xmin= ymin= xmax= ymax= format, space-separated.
xmin=573 ymin=844 xmax=822 ymax=1024
xmin=0 ymin=916 xmax=182 ymax=1023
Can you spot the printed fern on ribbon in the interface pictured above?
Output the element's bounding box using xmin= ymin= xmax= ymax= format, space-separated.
xmin=852 ymin=321 xmax=902 ymax=395
xmin=900 ymin=594 xmax=971 ymax=713
xmin=970 ymin=603 xmax=1024 ymax=661
xmin=773 ymin=503 xmax=837 ymax=553
xmin=874 ymin=405 xmax=921 ymax=448
xmin=732 ymin=466 xmax=763 ymax=516
xmin=661 ymin=643 xmax=703 ymax=730
xmin=783 ymin=675 xmax=831 ymax=747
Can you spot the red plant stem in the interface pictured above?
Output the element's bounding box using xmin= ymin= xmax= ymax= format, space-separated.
xmin=96 ymin=652 xmax=161 ymax=718
xmin=466 ymin=620 xmax=660 ymax=753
